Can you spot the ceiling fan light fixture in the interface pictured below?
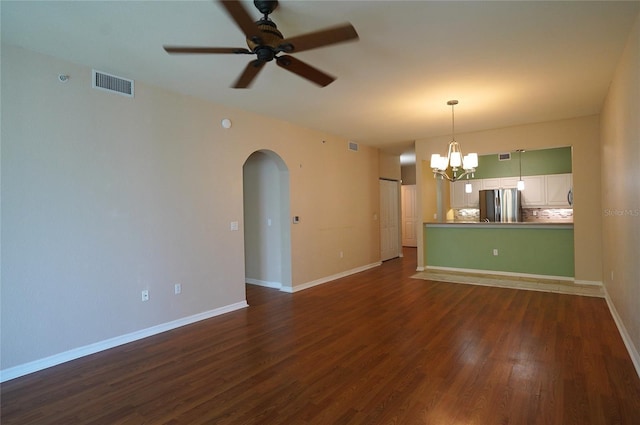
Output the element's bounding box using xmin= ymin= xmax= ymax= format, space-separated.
xmin=255 ymin=46 xmax=275 ymax=62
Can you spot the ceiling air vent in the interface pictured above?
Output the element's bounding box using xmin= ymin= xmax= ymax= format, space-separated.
xmin=498 ymin=152 xmax=511 ymax=161
xmin=92 ymin=69 xmax=134 ymax=97
xmin=348 ymin=141 xmax=359 ymax=152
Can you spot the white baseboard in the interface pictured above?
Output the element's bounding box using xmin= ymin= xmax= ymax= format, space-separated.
xmin=574 ymin=279 xmax=603 ymax=286
xmin=416 ymin=266 xmax=425 ymax=272
xmin=602 ymin=286 xmax=640 ymax=379
xmin=246 ymin=278 xmax=282 ymax=289
xmin=0 ymin=301 xmax=249 ymax=383
xmin=283 ymin=262 xmax=382 ymax=293
xmin=426 ymin=265 xmax=574 ymax=282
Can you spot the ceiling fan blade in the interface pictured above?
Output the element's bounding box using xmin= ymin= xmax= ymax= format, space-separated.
xmin=278 ymin=23 xmax=359 ymax=54
xmin=219 ymin=0 xmax=262 ymax=45
xmin=276 ymin=55 xmax=335 ymax=87
xmin=233 ymin=60 xmax=266 ymax=88
xmin=164 ymin=46 xmax=252 ymax=54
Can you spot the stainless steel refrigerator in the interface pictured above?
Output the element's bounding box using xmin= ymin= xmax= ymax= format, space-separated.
xmin=479 ymin=188 xmax=522 ymax=222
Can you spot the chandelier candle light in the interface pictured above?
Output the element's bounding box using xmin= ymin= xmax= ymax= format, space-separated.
xmin=430 ymin=100 xmax=478 ymax=193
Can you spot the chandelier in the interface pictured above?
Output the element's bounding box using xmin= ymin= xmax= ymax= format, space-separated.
xmin=430 ymin=100 xmax=478 ymax=182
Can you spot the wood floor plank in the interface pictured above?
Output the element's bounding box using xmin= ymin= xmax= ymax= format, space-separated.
xmin=2 ymin=247 xmax=640 ymax=424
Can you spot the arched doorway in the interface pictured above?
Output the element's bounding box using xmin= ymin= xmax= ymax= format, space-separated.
xmin=243 ymin=150 xmax=292 ymax=291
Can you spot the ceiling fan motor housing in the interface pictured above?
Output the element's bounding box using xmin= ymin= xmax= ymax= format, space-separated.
xmin=247 ymin=19 xmax=283 ymax=62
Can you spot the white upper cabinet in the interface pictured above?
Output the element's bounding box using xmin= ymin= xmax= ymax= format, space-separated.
xmin=466 ymin=180 xmax=483 ymax=207
xmin=482 ymin=177 xmax=518 ymax=189
xmin=450 ymin=180 xmax=483 ymax=208
xmin=545 ymin=173 xmax=573 ymax=207
xmin=482 ymin=178 xmax=501 ymax=190
xmin=499 ymin=177 xmax=519 ymax=189
xmin=451 ymin=173 xmax=573 ymax=208
xmin=450 ymin=181 xmax=467 ymax=208
xmin=520 ymin=175 xmax=546 ymax=207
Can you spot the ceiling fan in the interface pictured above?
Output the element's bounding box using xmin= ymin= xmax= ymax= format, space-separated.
xmin=164 ymin=0 xmax=359 ymax=88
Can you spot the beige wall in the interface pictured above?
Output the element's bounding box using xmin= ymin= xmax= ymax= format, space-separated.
xmin=600 ymin=13 xmax=640 ymax=371
xmin=416 ymin=115 xmax=602 ymax=283
xmin=0 ymin=45 xmax=381 ymax=372
xmin=401 ymin=164 xmax=416 ymax=185
xmin=379 ymin=151 xmax=401 ymax=181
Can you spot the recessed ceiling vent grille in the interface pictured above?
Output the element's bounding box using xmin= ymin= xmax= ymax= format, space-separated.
xmin=92 ymin=69 xmax=134 ymax=97
xmin=348 ymin=141 xmax=359 ymax=152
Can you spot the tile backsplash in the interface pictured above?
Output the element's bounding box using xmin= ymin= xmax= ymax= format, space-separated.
xmin=454 ymin=208 xmax=480 ymax=221
xmin=452 ymin=208 xmax=573 ymax=223
xmin=522 ymin=208 xmax=573 ymax=222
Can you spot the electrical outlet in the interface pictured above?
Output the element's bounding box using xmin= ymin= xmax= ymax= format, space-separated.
xmin=493 ymin=249 xmax=499 ymax=256
xmin=141 ymin=290 xmax=149 ymax=302
xmin=339 ymin=251 xmax=344 ymax=258
xmin=174 ymin=283 xmax=182 ymax=295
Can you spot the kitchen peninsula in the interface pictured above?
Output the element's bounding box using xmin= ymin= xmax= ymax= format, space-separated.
xmin=424 ymin=147 xmax=575 ymax=280
xmin=424 ymin=222 xmax=574 ymax=278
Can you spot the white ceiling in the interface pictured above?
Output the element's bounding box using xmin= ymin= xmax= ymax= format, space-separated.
xmin=2 ymin=1 xmax=639 ymax=156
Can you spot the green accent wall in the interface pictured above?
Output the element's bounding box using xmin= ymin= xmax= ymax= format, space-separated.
xmin=425 ymin=225 xmax=574 ymax=277
xmin=469 ymin=146 xmax=572 ymax=179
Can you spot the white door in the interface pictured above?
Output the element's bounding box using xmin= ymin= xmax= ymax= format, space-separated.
xmin=380 ymin=179 xmax=400 ymax=261
xmin=401 ymin=185 xmax=417 ymax=247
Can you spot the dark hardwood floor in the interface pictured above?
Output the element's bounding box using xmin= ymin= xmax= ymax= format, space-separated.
xmin=2 ymin=247 xmax=640 ymax=424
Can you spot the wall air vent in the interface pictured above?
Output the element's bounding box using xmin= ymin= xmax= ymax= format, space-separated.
xmin=92 ymin=69 xmax=134 ymax=97
xmin=498 ymin=152 xmax=511 ymax=161
xmin=348 ymin=141 xmax=359 ymax=152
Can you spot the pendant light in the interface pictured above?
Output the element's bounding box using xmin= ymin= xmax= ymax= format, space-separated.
xmin=517 ymin=149 xmax=525 ymax=190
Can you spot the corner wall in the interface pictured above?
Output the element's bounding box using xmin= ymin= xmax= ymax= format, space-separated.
xmin=600 ymin=13 xmax=640 ymax=373
xmin=0 ymin=45 xmax=381 ymax=376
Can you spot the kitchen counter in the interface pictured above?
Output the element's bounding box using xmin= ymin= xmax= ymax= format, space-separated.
xmin=426 ymin=221 xmax=573 ymax=229
xmin=424 ymin=222 xmax=574 ymax=278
